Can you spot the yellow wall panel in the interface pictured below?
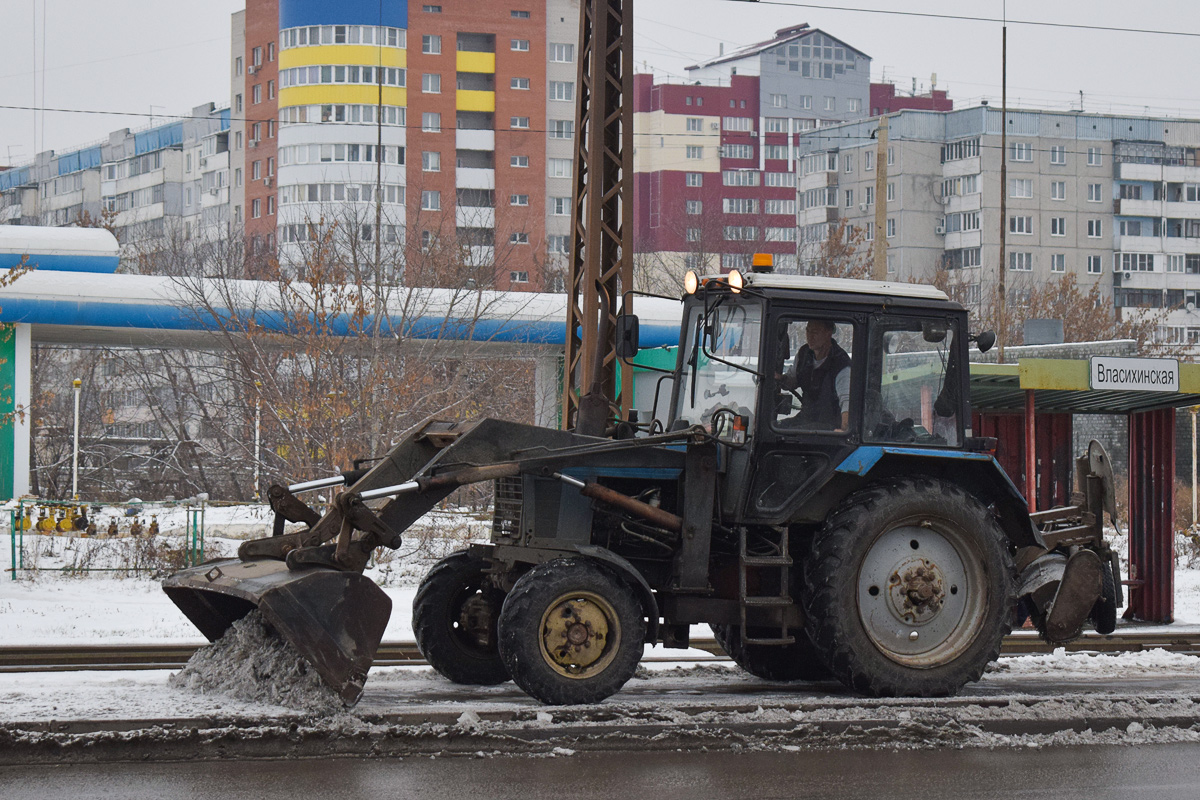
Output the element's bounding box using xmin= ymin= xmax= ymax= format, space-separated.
xmin=456 ymin=51 xmax=496 ymax=73
xmin=457 ymin=90 xmax=496 ymax=112
xmin=279 ymin=45 xmax=406 ymax=69
xmin=279 ymin=85 xmax=407 ymax=108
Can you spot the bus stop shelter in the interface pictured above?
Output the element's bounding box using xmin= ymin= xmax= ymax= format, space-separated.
xmin=969 ymin=357 xmax=1200 ymax=624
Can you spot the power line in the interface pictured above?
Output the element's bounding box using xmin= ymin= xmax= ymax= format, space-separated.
xmin=719 ymin=0 xmax=1200 ymax=39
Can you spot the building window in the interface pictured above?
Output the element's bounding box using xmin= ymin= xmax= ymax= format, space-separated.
xmin=886 ymin=218 xmax=896 ymax=238
xmin=267 ymin=80 xmax=275 ymax=99
xmin=549 ymin=119 xmax=573 ymax=139
xmin=1009 ymin=252 xmax=1033 ymax=271
xmin=421 ymin=190 xmax=441 ymax=211
xmin=887 ymin=146 xmax=895 ymax=166
xmin=510 ymin=194 xmax=529 ymax=206
xmin=422 ymin=35 xmax=441 ymax=54
xmin=1009 ymin=215 xmax=1033 ymax=235
xmin=235 ymin=93 xmax=243 ymax=113
xmin=268 ymin=42 xmax=275 ymax=61
xmin=1119 ymin=253 xmax=1155 ymax=271
xmin=763 ymin=145 xmax=787 ymax=160
xmin=267 ymin=156 xmax=274 ymax=176
xmin=1087 ymin=183 xmax=1103 ymax=202
xmin=251 ymin=198 xmax=261 ymax=218
xmin=798 ymin=95 xmax=812 ymax=110
xmin=551 ymin=196 xmax=570 ymax=215
xmin=549 ymin=81 xmax=574 ymax=101
xmin=723 ymin=170 xmax=759 ymax=186
xmin=422 ymin=73 xmax=441 ymax=93
xmin=511 ymin=10 xmax=531 ymax=18
xmin=267 ymin=196 xmax=275 ymax=215
xmin=722 ymin=143 xmax=752 ymax=159
xmin=769 ymin=93 xmax=787 ymax=108
xmin=422 ymin=112 xmax=441 ymax=132
xmin=253 ymin=46 xmax=263 ymax=66
xmin=1087 ymin=219 xmax=1103 ymax=238
xmin=510 ymin=77 xmax=530 ymax=90
xmin=1051 ymin=181 xmax=1066 ymax=201
xmin=1050 ymin=253 xmax=1066 ymax=272
xmin=686 ymin=200 xmax=702 ymax=215
xmin=886 ymin=182 xmax=897 ymax=202
xmin=1050 ymin=145 xmax=1066 ymax=165
xmin=549 ymin=43 xmax=574 ymax=62
xmin=1009 ymin=178 xmax=1033 ymax=198
xmin=843 ymin=154 xmax=853 ymax=173
xmin=864 ymin=150 xmax=873 ymax=171
xmin=847 ymin=98 xmax=861 ymax=112
xmin=685 ymin=172 xmax=703 ymax=187
xmin=1050 ymin=217 xmax=1065 ymax=236
xmin=686 ymin=146 xmax=703 ymax=159
xmin=510 ymin=232 xmax=529 ymax=244
xmin=686 ymin=228 xmax=700 ymax=242
xmin=686 ymin=117 xmax=702 ymax=132
xmin=547 ymin=235 xmax=568 ymax=253
xmin=235 ymin=56 xmax=243 ymax=76
xmin=422 ymin=151 xmax=441 ymax=171
xmin=252 ymin=160 xmax=262 ymax=180
xmin=511 ymin=39 xmax=530 ymax=51
xmin=844 ymin=189 xmax=854 ymax=208
xmin=548 ymin=158 xmax=572 ymax=178
xmin=1010 ymin=142 xmax=1033 ymax=162
xmin=423 ymin=4 xmax=442 ymax=11
xmin=510 ymin=271 xmax=529 ymax=283
xmin=824 ymin=96 xmax=835 ymax=111
xmin=1087 ymin=147 xmax=1103 ymax=166
xmin=511 ymin=116 xmax=530 ymax=129
xmin=511 ymin=155 xmax=529 ymax=167
xmin=1086 ymin=255 xmax=1101 ymax=274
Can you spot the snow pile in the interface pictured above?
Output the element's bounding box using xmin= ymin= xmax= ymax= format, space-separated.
xmin=988 ymin=646 xmax=1200 ymax=678
xmin=168 ymin=611 xmax=342 ymax=714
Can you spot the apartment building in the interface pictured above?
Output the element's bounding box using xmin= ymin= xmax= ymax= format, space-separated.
xmin=792 ymin=106 xmax=1200 ymax=345
xmin=233 ymin=0 xmax=580 ymax=290
xmin=632 ymin=23 xmax=874 ymax=278
xmin=0 ymin=105 xmax=231 ymax=247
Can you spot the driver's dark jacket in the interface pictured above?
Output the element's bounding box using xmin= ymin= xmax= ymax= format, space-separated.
xmin=782 ymin=341 xmax=851 ymax=429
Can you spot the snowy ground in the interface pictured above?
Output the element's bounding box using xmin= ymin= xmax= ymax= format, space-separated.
xmin=4 ymin=504 xmax=1200 ymax=758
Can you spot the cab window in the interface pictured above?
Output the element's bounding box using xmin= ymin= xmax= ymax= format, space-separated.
xmin=773 ymin=318 xmax=855 ymax=433
xmin=865 ymin=317 xmax=960 ymax=446
xmin=675 ymin=302 xmax=762 ymax=439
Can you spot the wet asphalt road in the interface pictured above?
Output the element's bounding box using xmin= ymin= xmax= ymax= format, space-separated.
xmin=5 ymin=742 xmax=1200 ymax=800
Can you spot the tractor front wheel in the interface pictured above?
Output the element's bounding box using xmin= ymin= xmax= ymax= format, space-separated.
xmin=413 ymin=551 xmax=510 ymax=685
xmin=803 ymin=477 xmax=1015 ymax=697
xmin=498 ymin=558 xmax=645 ymax=705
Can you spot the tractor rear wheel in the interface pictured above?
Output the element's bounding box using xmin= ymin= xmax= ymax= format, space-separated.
xmin=413 ymin=551 xmax=510 ymax=685
xmin=802 ymin=476 xmax=1015 ymax=697
xmin=710 ymin=624 xmax=830 ymax=682
xmin=498 ymin=558 xmax=644 ymax=705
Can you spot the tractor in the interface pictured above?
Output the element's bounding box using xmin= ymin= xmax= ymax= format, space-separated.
xmin=164 ymin=266 xmax=1119 ymax=705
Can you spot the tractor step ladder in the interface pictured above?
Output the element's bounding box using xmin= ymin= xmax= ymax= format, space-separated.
xmin=738 ymin=528 xmax=795 ymax=645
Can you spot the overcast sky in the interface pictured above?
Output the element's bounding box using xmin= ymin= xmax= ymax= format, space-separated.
xmin=2 ymin=0 xmax=1198 ymax=166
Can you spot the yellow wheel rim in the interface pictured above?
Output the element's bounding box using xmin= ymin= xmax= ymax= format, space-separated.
xmin=538 ymin=590 xmax=621 ymax=679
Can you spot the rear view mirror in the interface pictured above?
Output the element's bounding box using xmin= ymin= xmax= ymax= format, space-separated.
xmin=615 ymin=314 xmax=640 ymax=359
xmin=972 ymin=330 xmax=996 ymax=353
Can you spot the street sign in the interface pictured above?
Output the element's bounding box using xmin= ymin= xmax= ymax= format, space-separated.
xmin=1090 ymin=356 xmax=1179 ymax=392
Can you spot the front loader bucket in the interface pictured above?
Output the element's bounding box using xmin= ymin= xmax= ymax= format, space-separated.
xmin=163 ymin=558 xmax=392 ymax=704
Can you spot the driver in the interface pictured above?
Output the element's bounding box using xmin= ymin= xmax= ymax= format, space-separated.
xmin=779 ymin=320 xmax=851 ymax=431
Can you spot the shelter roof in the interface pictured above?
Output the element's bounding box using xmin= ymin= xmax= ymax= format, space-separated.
xmin=970 ymin=359 xmax=1200 ymax=415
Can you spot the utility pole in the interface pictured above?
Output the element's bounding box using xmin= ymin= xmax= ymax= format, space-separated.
xmin=563 ymin=0 xmax=634 ymax=435
xmin=71 ymin=378 xmax=81 ymax=500
xmin=997 ymin=18 xmax=1008 ymax=363
xmin=872 ymin=114 xmax=889 ymax=281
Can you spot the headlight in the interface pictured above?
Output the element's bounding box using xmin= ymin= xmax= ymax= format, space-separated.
xmin=727 ymin=269 xmax=744 ymax=293
xmin=683 ymin=270 xmax=699 ymax=294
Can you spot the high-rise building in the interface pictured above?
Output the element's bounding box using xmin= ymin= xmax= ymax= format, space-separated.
xmin=792 ymin=106 xmax=1200 ymax=347
xmin=632 ymin=23 xmax=873 ymax=282
xmin=234 ymin=0 xmax=580 ymax=290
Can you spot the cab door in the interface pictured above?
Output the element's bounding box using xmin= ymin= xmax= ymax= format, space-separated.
xmin=741 ymin=309 xmax=865 ymax=525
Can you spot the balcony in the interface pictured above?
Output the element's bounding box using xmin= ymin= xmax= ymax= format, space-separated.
xmin=457 ymin=90 xmax=495 ymax=113
xmin=456 ymin=167 xmax=495 ymax=190
xmin=456 ymin=205 xmax=495 ymax=228
xmin=1114 ymin=198 xmax=1161 ymax=218
xmin=1165 ymin=201 xmax=1200 ymax=219
xmin=456 ymin=129 xmax=495 ymax=151
xmin=456 ymin=51 xmax=496 ymax=74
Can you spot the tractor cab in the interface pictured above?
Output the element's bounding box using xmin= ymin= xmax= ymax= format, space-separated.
xmin=651 ymin=267 xmax=979 ymax=525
